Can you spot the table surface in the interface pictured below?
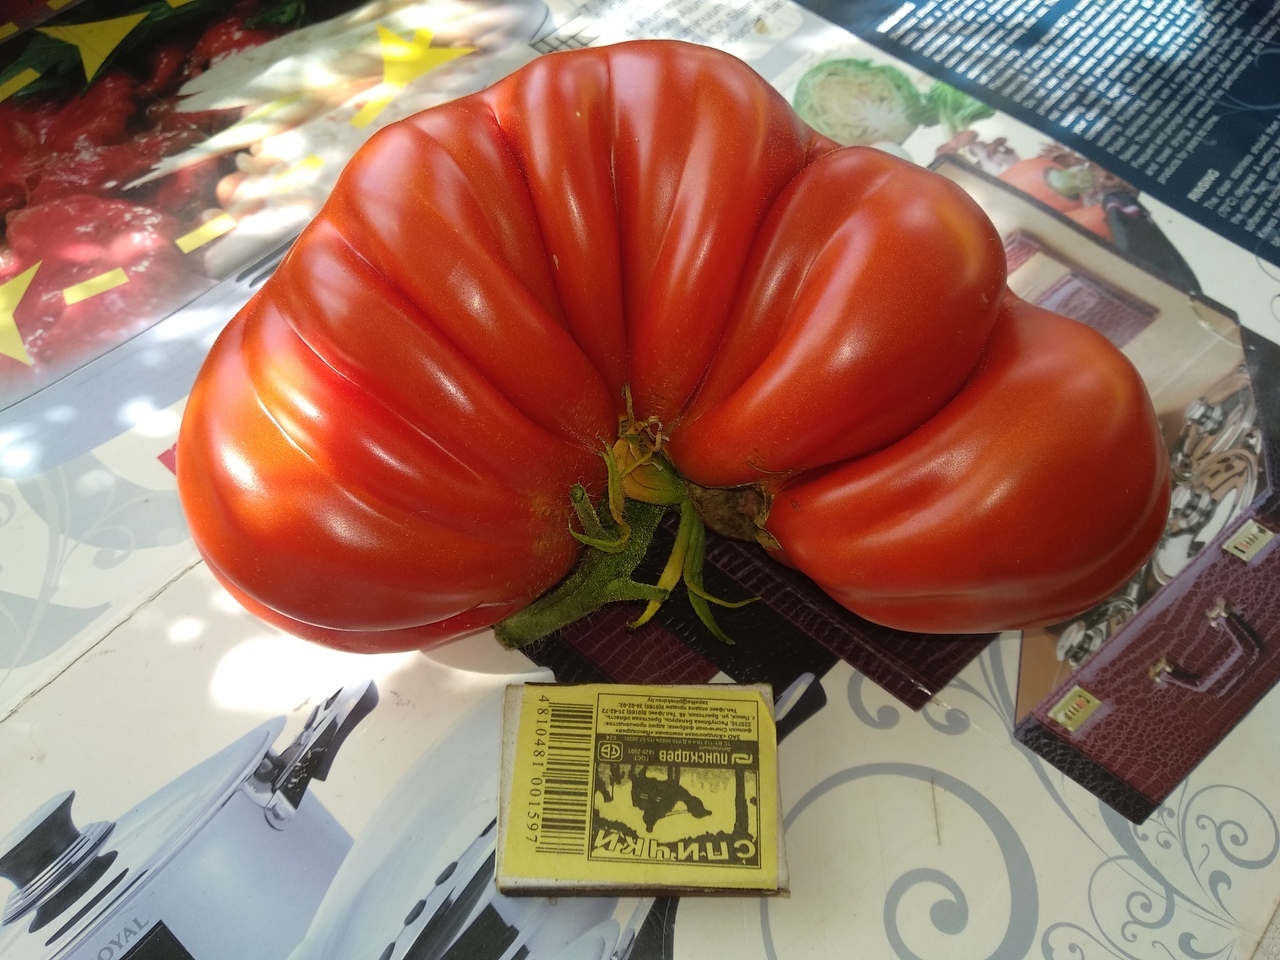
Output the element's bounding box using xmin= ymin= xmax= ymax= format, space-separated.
xmin=2 ymin=2 xmax=1280 ymax=958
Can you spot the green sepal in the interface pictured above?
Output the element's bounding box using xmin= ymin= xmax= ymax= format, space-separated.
xmin=567 ymin=483 xmax=628 ymax=553
xmin=680 ymin=504 xmax=756 ymax=644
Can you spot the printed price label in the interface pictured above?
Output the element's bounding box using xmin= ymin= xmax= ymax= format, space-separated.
xmin=497 ymin=683 xmax=782 ymax=894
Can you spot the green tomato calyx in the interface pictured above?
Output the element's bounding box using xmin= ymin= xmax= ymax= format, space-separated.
xmin=494 ymin=402 xmax=755 ymax=649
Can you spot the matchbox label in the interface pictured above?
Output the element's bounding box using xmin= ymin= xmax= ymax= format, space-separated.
xmin=498 ymin=683 xmax=780 ymax=893
xmin=591 ymin=693 xmax=763 ymax=869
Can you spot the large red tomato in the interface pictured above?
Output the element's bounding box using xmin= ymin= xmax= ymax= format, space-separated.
xmin=176 ymin=40 xmax=1170 ymax=652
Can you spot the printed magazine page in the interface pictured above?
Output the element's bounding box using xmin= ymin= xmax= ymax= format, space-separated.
xmin=799 ymin=0 xmax=1280 ymax=268
xmin=1 ymin=1 xmax=1279 ymax=958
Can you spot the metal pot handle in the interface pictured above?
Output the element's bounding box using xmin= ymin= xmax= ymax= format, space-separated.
xmin=253 ymin=680 xmax=379 ymax=826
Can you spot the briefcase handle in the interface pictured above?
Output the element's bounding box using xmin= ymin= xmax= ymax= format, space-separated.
xmin=1149 ymin=598 xmax=1262 ymax=696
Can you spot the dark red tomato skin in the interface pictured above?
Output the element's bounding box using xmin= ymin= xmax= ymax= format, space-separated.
xmin=177 ymin=41 xmax=1169 ymax=650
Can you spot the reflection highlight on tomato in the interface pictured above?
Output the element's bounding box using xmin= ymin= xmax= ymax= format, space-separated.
xmin=176 ymin=40 xmax=1171 ymax=653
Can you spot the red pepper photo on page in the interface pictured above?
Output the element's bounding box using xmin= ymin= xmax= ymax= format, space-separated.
xmin=0 ymin=0 xmax=293 ymax=399
xmin=175 ymin=39 xmax=1172 ymax=653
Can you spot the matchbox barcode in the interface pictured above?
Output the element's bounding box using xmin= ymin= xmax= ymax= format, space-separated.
xmin=532 ymin=699 xmax=594 ymax=854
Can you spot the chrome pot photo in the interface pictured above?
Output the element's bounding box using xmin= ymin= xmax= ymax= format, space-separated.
xmin=0 ymin=681 xmax=377 ymax=960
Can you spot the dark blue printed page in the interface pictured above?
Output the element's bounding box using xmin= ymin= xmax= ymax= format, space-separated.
xmin=798 ymin=0 xmax=1280 ymax=268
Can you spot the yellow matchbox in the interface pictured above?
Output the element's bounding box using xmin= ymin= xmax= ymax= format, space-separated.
xmin=496 ymin=682 xmax=786 ymax=895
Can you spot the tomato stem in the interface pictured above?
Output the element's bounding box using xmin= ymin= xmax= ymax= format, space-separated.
xmin=495 ymin=408 xmax=755 ymax=649
xmin=495 ymin=494 xmax=671 ymax=649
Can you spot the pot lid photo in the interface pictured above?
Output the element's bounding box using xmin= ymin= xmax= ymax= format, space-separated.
xmin=0 ymin=719 xmax=285 ymax=960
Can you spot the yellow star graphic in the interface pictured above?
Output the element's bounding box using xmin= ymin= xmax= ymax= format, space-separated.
xmin=38 ymin=12 xmax=150 ymax=83
xmin=0 ymin=263 xmax=39 ymax=366
xmin=351 ymin=27 xmax=475 ymax=129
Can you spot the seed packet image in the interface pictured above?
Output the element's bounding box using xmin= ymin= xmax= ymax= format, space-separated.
xmin=497 ymin=683 xmax=785 ymax=895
